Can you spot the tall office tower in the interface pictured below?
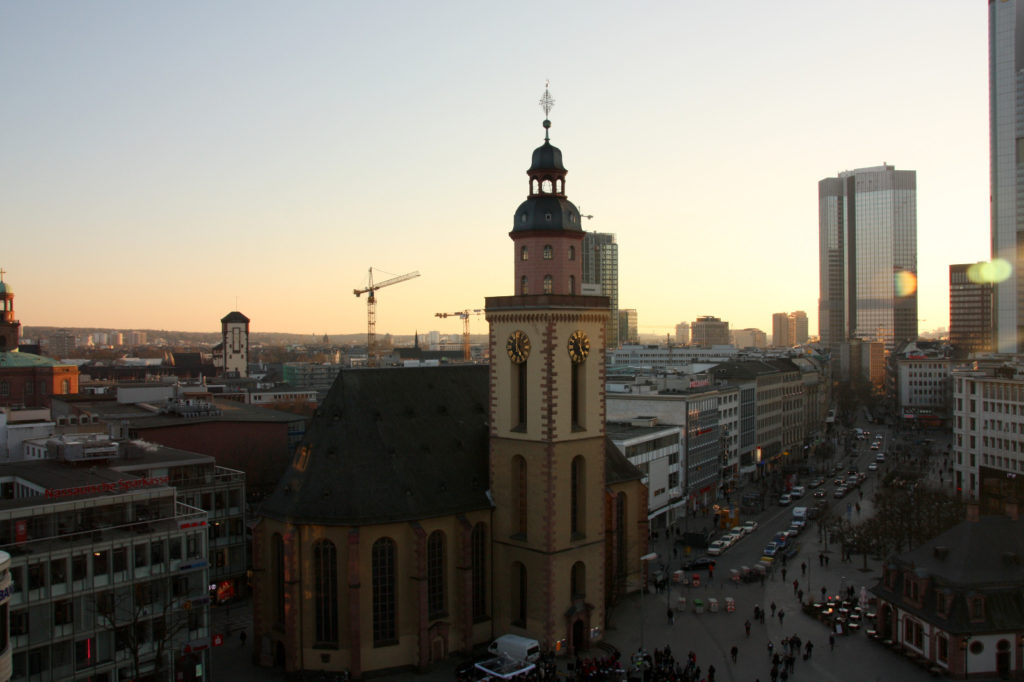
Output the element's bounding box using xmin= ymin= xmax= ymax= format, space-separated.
xmin=47 ymin=329 xmax=76 ymax=358
xmin=675 ymin=321 xmax=690 ymax=345
xmin=789 ymin=310 xmax=809 ymax=344
xmin=581 ymin=231 xmax=619 ymax=348
xmin=772 ymin=312 xmax=791 ymax=347
xmin=950 ymin=263 xmax=994 ymax=358
xmin=618 ymin=308 xmax=638 ymax=344
xmin=818 ymin=164 xmax=918 ymax=350
xmin=691 ymin=315 xmax=730 ymax=347
xmin=991 ymin=0 xmax=1024 ymax=352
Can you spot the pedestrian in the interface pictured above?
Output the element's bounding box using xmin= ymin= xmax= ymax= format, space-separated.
xmin=797 ymin=588 xmax=804 ymax=603
xmin=792 ymin=579 xmax=799 ymax=595
xmin=760 ymin=608 xmax=766 ymax=624
xmin=818 ymin=553 xmax=824 ymax=568
xmin=821 ymin=586 xmax=827 ymax=600
xmin=778 ymin=609 xmax=785 ymax=625
xmin=745 ymin=620 xmax=751 ymax=637
xmin=708 ymin=663 xmax=715 ymax=682
xmin=801 ymin=561 xmax=806 ymax=576
xmin=668 ymin=606 xmax=674 ymax=625
xmin=731 ymin=645 xmax=738 ymax=663
xmin=767 ymin=641 xmax=774 ymax=658
xmin=709 ymin=563 xmax=715 ymax=579
xmin=805 ymin=641 xmax=813 ymax=659
xmin=754 ymin=605 xmax=760 ymax=621
xmin=770 ymin=601 xmax=777 ymax=617
xmin=825 ymin=554 xmax=830 ymax=567
xmin=829 ymin=633 xmax=835 ymax=651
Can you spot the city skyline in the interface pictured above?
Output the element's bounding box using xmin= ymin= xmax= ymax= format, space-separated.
xmin=1 ymin=2 xmax=988 ymax=337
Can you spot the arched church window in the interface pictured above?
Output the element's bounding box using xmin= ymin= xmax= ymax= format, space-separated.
xmin=511 ymin=561 xmax=527 ymax=626
xmin=543 ymin=276 xmax=553 ymax=294
xmin=571 ymin=561 xmax=586 ymax=599
xmin=569 ymin=275 xmax=576 ymax=295
xmin=543 ymin=245 xmax=553 ymax=260
xmin=471 ymin=523 xmax=488 ymax=620
xmin=427 ymin=531 xmax=446 ymax=618
xmin=372 ymin=537 xmax=397 ymax=646
xmin=512 ymin=456 xmax=527 ymax=537
xmin=521 ymin=246 xmax=528 ymax=261
xmin=568 ymin=245 xmax=575 ymax=261
xmin=313 ymin=540 xmax=338 ymax=644
xmin=272 ymin=533 xmax=285 ymax=627
xmin=571 ymin=456 xmax=586 ymax=537
xmin=520 ymin=276 xmax=528 ymax=295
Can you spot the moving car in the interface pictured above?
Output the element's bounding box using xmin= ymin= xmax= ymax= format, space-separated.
xmin=706 ymin=540 xmax=728 ymax=556
xmin=876 ymin=452 xmax=886 ymax=463
xmin=762 ymin=541 xmax=781 ymax=557
xmin=790 ymin=485 xmax=805 ymax=499
xmin=682 ymin=556 xmax=716 ymax=571
xmin=868 ymin=462 xmax=878 ymax=471
xmin=834 ymin=486 xmax=847 ymax=498
xmin=778 ymin=493 xmax=792 ymax=506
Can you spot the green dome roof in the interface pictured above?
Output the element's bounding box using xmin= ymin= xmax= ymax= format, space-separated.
xmin=0 ymin=281 xmax=11 ymax=297
xmin=0 ymin=351 xmax=60 ymax=368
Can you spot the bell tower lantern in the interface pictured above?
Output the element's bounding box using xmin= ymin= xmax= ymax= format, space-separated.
xmin=0 ymin=269 xmax=21 ymax=352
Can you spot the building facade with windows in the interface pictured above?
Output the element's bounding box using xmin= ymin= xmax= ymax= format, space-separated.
xmin=581 ymin=232 xmax=619 ymax=349
xmin=691 ymin=316 xmax=730 ymax=347
xmin=950 ymin=263 xmax=994 ymax=358
xmin=818 ymin=165 xmax=918 ymax=351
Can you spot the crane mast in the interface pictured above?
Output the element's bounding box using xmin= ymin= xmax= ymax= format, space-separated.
xmin=435 ymin=309 xmax=484 ymax=361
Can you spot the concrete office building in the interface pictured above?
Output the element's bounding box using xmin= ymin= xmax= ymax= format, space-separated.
xmin=950 ymin=263 xmax=994 ymax=358
xmin=581 ymin=232 xmax=619 ymax=348
xmin=818 ymin=165 xmax=918 ymax=351
xmin=732 ymin=328 xmax=767 ymax=349
xmin=691 ymin=316 xmax=730 ymax=347
xmin=618 ymin=309 xmax=638 ymax=345
xmin=674 ymin=322 xmax=689 ymax=346
xmin=789 ymin=311 xmax=809 ymax=345
xmin=772 ymin=313 xmax=791 ymax=348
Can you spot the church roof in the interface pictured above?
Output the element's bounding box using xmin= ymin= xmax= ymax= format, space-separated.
xmin=259 ymin=365 xmax=492 ymax=526
xmin=221 ymin=311 xmax=249 ymax=324
xmin=0 ymin=350 xmax=62 ymax=368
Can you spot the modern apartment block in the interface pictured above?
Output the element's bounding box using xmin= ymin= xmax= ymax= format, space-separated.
xmin=789 ymin=311 xmax=808 ymax=345
xmin=0 ymin=470 xmax=211 ymax=681
xmin=952 ymin=359 xmax=1024 ymax=510
xmin=991 ymin=0 xmax=1024 ymax=352
xmin=691 ymin=316 xmax=730 ymax=347
xmin=732 ymin=328 xmax=767 ymax=349
xmin=772 ymin=313 xmax=791 ymax=347
xmin=618 ymin=309 xmax=638 ymax=345
xmin=818 ymin=164 xmax=918 ymax=351
xmin=674 ymin=322 xmax=689 ymax=346
xmin=581 ymin=231 xmax=619 ymax=348
xmin=950 ymin=263 xmax=994 ymax=358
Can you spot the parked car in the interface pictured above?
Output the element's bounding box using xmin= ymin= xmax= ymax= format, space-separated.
xmin=741 ymin=520 xmax=759 ymax=534
xmin=762 ymin=541 xmax=781 ymax=557
xmin=813 ymin=489 xmax=826 ymax=498
xmin=876 ymin=453 xmax=886 ymax=463
xmin=868 ymin=462 xmax=878 ymax=471
xmin=682 ymin=556 xmax=716 ymax=571
xmin=778 ymin=493 xmax=792 ymax=506
xmin=834 ymin=486 xmax=847 ymax=498
xmin=790 ymin=486 xmax=805 ymax=499
xmin=706 ymin=540 xmax=728 ymax=556
xmin=722 ymin=531 xmax=742 ymax=546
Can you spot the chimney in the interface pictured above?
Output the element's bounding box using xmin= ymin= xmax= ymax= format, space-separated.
xmin=1006 ymin=499 xmax=1019 ymax=522
xmin=966 ymin=502 xmax=980 ymax=523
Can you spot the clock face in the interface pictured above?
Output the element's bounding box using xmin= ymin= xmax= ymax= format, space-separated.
xmin=568 ymin=330 xmax=590 ymax=364
xmin=506 ymin=330 xmax=530 ymax=364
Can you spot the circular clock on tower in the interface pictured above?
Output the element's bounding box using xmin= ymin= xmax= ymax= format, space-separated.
xmin=567 ymin=330 xmax=590 ymax=364
xmin=506 ymin=330 xmax=530 ymax=363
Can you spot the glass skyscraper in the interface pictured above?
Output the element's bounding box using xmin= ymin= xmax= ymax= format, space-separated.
xmin=581 ymin=231 xmax=619 ymax=348
xmin=818 ymin=164 xmax=918 ymax=351
xmin=990 ymin=0 xmax=1024 ymax=353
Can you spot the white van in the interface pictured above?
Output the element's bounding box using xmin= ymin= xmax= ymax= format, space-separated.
xmin=790 ymin=486 xmax=805 ymax=499
xmin=488 ymin=634 xmax=541 ymax=663
xmin=792 ymin=506 xmax=808 ymax=522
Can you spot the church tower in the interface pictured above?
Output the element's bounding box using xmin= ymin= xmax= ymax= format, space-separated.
xmin=0 ymin=270 xmax=21 ymax=352
xmin=486 ymin=88 xmax=610 ymax=653
xmin=220 ymin=311 xmax=250 ymax=377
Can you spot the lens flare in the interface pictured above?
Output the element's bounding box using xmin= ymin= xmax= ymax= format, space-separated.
xmin=967 ymin=259 xmax=1012 ymax=284
xmin=894 ymin=270 xmax=917 ymax=297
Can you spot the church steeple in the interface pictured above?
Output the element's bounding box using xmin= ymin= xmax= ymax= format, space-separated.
xmin=510 ymin=86 xmax=584 ymax=297
xmin=0 ymin=269 xmax=21 ymax=352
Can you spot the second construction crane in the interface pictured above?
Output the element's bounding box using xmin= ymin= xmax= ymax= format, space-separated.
xmin=354 ymin=267 xmax=420 ymax=367
xmin=435 ymin=309 xmax=484 ymax=361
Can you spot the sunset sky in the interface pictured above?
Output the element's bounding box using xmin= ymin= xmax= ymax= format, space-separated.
xmin=1 ymin=2 xmax=989 ymax=340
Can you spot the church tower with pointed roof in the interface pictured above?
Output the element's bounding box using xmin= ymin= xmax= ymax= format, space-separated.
xmin=486 ymin=87 xmax=612 ymax=652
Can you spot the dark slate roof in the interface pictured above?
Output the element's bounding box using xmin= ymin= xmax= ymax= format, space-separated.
xmin=605 ymin=438 xmax=644 ymax=486
xmin=259 ymin=365 xmax=492 ymax=526
xmin=512 ymin=195 xmax=582 ymax=234
xmin=221 ymin=311 xmax=250 ymax=324
xmin=171 ymin=352 xmax=204 ymax=369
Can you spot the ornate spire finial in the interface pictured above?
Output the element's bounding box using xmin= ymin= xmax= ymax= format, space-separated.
xmin=539 ymin=81 xmax=554 ymax=142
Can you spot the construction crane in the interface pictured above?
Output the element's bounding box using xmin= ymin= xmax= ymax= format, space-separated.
xmin=354 ymin=267 xmax=420 ymax=367
xmin=435 ymin=309 xmax=484 ymax=361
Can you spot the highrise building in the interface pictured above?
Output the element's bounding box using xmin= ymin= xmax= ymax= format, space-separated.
xmin=991 ymin=0 xmax=1024 ymax=353
xmin=47 ymin=329 xmax=77 ymax=358
xmin=772 ymin=313 xmax=791 ymax=347
xmin=818 ymin=164 xmax=918 ymax=350
xmin=618 ymin=308 xmax=638 ymax=345
xmin=691 ymin=316 xmax=730 ymax=347
xmin=789 ymin=311 xmax=809 ymax=345
xmin=581 ymin=232 xmax=618 ymax=348
xmin=732 ymin=328 xmax=767 ymax=349
xmin=675 ymin=322 xmax=690 ymax=345
xmin=950 ymin=263 xmax=994 ymax=358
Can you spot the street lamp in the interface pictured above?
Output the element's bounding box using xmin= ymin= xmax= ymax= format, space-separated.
xmin=961 ymin=634 xmax=972 ymax=679
xmin=639 ymin=552 xmax=658 ymax=654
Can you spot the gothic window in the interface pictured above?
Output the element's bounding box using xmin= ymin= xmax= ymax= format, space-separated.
xmin=471 ymin=523 xmax=488 ymax=621
xmin=427 ymin=531 xmax=446 ymax=619
xmin=571 ymin=456 xmax=586 ymax=537
xmin=372 ymin=538 xmax=397 ymax=646
xmin=521 ymin=246 xmax=528 ymax=261
xmin=570 ymin=561 xmax=586 ymax=599
xmin=543 ymin=245 xmax=553 ymax=260
xmin=568 ymin=245 xmax=576 ymax=261
xmin=543 ymin=275 xmax=553 ymax=294
xmin=512 ymin=456 xmax=527 ymax=538
xmin=520 ymin=276 xmax=528 ymax=295
xmin=272 ymin=534 xmax=285 ymax=627
xmin=313 ymin=540 xmax=338 ymax=645
xmin=511 ymin=561 xmax=527 ymax=627
xmin=569 ymin=275 xmax=576 ymax=295
xmin=615 ymin=493 xmax=627 ymax=577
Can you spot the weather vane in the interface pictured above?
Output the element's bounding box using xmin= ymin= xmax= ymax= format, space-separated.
xmin=539 ymin=81 xmax=555 ymax=118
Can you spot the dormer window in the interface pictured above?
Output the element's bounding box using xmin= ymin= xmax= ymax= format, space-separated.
xmin=543 ymin=245 xmax=553 ymax=260
xmin=969 ymin=595 xmax=985 ymax=621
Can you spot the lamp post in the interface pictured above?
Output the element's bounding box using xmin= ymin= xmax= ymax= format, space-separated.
xmin=961 ymin=634 xmax=972 ymax=680
xmin=639 ymin=552 xmax=658 ymax=654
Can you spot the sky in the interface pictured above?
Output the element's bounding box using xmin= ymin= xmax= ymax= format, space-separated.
xmin=0 ymin=1 xmax=990 ymax=340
